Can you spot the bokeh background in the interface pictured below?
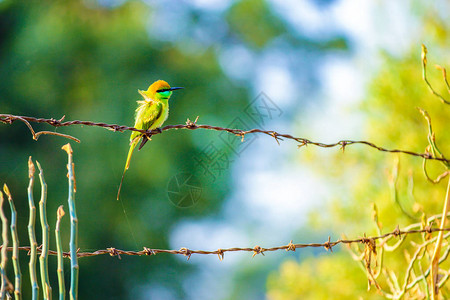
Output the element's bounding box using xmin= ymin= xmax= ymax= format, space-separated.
xmin=0 ymin=0 xmax=449 ymax=299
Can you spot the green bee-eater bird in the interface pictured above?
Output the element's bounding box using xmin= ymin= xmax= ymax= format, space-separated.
xmin=117 ymin=80 xmax=183 ymax=200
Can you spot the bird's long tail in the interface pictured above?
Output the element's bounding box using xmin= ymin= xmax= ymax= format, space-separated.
xmin=117 ymin=138 xmax=139 ymax=200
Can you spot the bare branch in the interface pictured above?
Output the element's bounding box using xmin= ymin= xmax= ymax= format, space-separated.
xmin=35 ymin=131 xmax=80 ymax=143
xmin=422 ymin=44 xmax=450 ymax=105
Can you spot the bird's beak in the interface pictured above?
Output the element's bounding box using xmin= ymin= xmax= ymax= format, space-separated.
xmin=168 ymin=87 xmax=184 ymax=91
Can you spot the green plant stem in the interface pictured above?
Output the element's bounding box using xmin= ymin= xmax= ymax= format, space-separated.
xmin=3 ymin=184 xmax=22 ymax=300
xmin=430 ymin=176 xmax=450 ymax=299
xmin=27 ymin=157 xmax=39 ymax=300
xmin=0 ymin=192 xmax=9 ymax=299
xmin=36 ymin=161 xmax=52 ymax=300
xmin=62 ymin=144 xmax=78 ymax=300
xmin=55 ymin=206 xmax=65 ymax=300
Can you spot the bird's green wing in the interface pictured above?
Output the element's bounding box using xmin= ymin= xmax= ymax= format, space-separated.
xmin=130 ymin=100 xmax=163 ymax=143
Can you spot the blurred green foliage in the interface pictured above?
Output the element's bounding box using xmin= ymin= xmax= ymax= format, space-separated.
xmin=226 ymin=0 xmax=284 ymax=49
xmin=0 ymin=0 xmax=348 ymax=299
xmin=267 ymin=3 xmax=450 ymax=299
xmin=267 ymin=254 xmax=383 ymax=300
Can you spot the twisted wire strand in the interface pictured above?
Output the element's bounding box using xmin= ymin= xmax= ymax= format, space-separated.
xmin=1 ymin=114 xmax=447 ymax=163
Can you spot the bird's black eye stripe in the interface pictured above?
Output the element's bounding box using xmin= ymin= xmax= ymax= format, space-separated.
xmin=157 ymin=88 xmax=171 ymax=93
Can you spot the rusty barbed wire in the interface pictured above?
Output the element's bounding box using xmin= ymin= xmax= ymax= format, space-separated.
xmin=1 ymin=113 xmax=449 ymax=164
xmin=0 ymin=226 xmax=448 ymax=261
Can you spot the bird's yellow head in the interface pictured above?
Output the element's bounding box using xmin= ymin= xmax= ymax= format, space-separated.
xmin=139 ymin=80 xmax=183 ymax=101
